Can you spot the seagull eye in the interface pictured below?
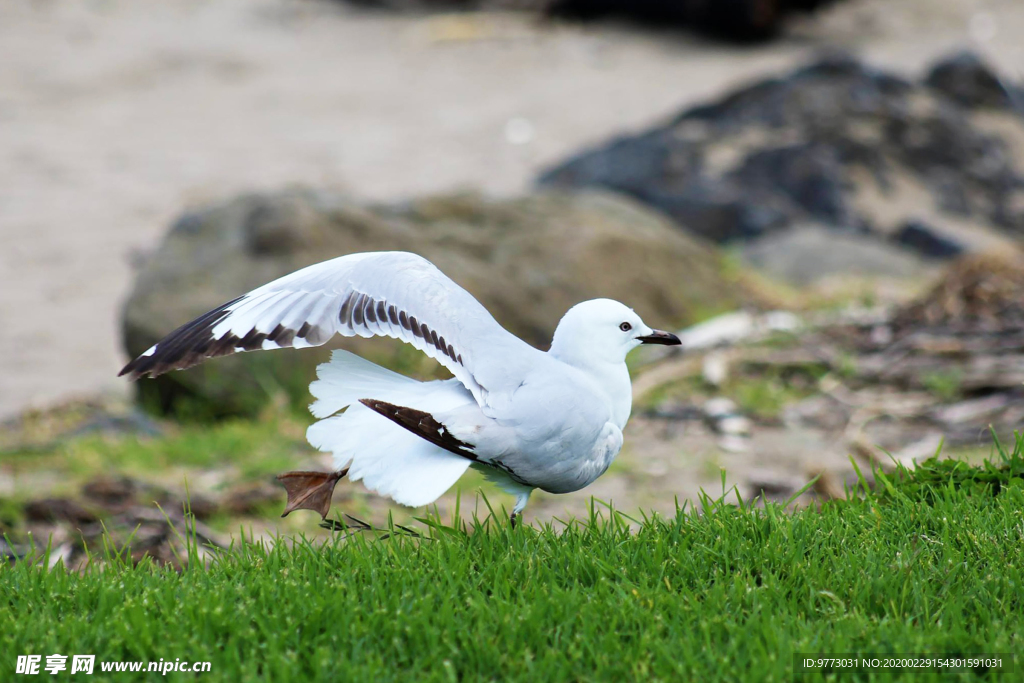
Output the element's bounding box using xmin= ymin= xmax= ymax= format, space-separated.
xmin=619 ymin=322 xmax=632 ymax=332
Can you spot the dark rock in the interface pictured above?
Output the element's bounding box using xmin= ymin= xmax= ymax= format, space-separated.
xmin=550 ymin=0 xmax=823 ymax=42
xmin=648 ymin=180 xmax=791 ymax=242
xmin=730 ymin=143 xmax=854 ymax=228
xmin=23 ymin=498 xmax=99 ymax=525
xmin=342 ymin=0 xmax=838 ymax=42
xmin=925 ymin=51 xmax=1024 ymax=112
xmin=892 ymin=220 xmax=966 ymax=260
xmin=745 ymin=470 xmax=803 ymax=499
xmin=540 ymin=54 xmax=1024 ymax=244
xmin=82 ymin=475 xmax=138 ymax=510
xmin=642 ymin=401 xmax=705 ymax=422
xmin=123 ymin=189 xmax=745 ymax=418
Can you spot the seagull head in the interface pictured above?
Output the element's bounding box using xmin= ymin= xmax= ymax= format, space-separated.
xmin=549 ymin=299 xmax=681 ymax=365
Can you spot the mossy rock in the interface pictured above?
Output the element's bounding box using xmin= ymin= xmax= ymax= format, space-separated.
xmin=122 ymin=188 xmax=744 ymax=419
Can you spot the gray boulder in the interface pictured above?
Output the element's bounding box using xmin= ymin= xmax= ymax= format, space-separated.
xmin=123 ymin=189 xmax=744 ymax=418
xmin=540 ymin=54 xmax=1024 ymax=244
xmin=740 ymin=225 xmax=930 ymax=286
xmin=891 ymin=220 xmax=966 ymax=260
xmin=924 ymin=51 xmax=1024 ymax=112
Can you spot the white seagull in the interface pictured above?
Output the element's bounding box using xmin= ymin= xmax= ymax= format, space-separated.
xmin=120 ymin=251 xmax=681 ymax=523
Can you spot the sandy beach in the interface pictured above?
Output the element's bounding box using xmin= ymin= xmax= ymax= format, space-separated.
xmin=2 ymin=0 xmax=1022 ymax=420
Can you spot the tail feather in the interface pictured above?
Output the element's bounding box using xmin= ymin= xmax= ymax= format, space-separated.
xmin=309 ymin=349 xmax=419 ymax=419
xmin=306 ymin=350 xmax=474 ymax=507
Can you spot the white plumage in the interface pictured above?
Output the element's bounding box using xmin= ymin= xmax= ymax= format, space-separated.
xmin=120 ymin=251 xmax=681 ymax=520
xmin=306 ymin=350 xmax=473 ymax=507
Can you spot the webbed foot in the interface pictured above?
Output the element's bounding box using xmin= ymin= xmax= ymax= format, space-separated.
xmin=276 ymin=469 xmax=349 ymax=519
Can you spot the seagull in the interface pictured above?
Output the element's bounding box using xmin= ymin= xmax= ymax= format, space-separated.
xmin=120 ymin=251 xmax=681 ymax=524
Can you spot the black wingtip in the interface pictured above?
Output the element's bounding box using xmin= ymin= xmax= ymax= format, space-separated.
xmin=117 ymin=355 xmax=145 ymax=380
xmin=117 ymin=358 xmax=151 ymax=381
xmin=117 ymin=295 xmax=246 ymax=381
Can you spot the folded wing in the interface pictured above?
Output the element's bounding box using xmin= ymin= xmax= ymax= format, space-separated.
xmin=119 ymin=251 xmax=537 ymax=406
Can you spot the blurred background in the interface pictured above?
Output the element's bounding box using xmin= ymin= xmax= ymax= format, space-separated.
xmin=2 ymin=0 xmax=1023 ymax=564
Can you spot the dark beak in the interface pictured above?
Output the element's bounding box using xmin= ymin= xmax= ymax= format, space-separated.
xmin=636 ymin=329 xmax=682 ymax=346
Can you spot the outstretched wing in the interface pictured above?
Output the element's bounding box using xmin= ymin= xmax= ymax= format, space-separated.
xmin=119 ymin=251 xmax=537 ymax=405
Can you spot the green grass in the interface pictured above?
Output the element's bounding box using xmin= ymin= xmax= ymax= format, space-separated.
xmin=3 ymin=436 xmax=1023 ymax=682
xmin=728 ymin=371 xmax=819 ymax=420
xmin=3 ymin=414 xmax=306 ymax=487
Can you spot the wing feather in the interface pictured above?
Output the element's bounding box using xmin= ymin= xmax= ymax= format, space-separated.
xmin=119 ymin=251 xmax=538 ymax=405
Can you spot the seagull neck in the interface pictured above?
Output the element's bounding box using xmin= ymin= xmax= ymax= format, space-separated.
xmin=548 ymin=350 xmax=633 ymax=429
